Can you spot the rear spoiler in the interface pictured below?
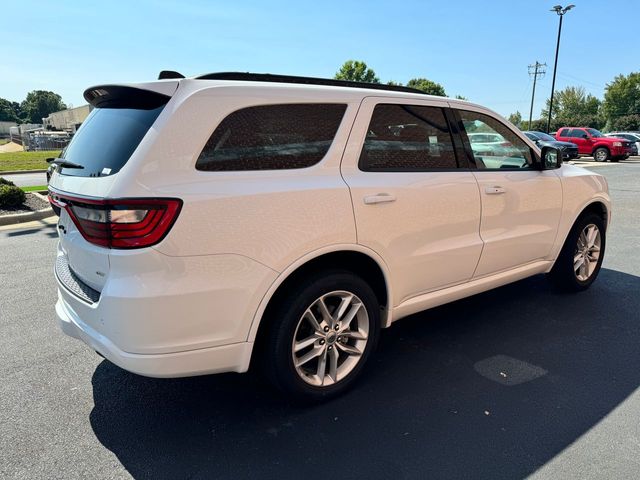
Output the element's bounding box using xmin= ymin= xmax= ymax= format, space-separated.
xmin=83 ymin=85 xmax=171 ymax=109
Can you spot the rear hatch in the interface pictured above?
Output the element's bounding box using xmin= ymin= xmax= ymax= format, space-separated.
xmin=49 ymin=81 xmax=179 ymax=296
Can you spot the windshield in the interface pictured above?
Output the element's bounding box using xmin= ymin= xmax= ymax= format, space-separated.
xmin=535 ymin=132 xmax=556 ymax=141
xmin=586 ymin=128 xmax=604 ymax=138
xmin=59 ymin=105 xmax=164 ymax=177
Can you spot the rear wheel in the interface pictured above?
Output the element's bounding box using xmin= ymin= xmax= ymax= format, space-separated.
xmin=547 ymin=213 xmax=606 ymax=292
xmin=263 ymin=270 xmax=380 ymax=401
xmin=593 ymin=147 xmax=609 ymax=162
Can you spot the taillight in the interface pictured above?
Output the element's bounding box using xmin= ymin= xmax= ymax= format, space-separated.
xmin=49 ymin=193 xmax=182 ymax=249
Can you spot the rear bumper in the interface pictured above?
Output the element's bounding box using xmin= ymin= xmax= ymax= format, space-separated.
xmin=56 ymin=293 xmax=254 ymax=377
xmin=54 ymin=246 xmax=278 ymax=377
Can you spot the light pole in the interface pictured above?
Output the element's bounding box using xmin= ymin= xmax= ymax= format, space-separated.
xmin=546 ymin=4 xmax=575 ymax=133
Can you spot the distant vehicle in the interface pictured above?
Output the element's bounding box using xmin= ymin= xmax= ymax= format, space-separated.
xmin=605 ymin=132 xmax=640 ymax=156
xmin=555 ymin=127 xmax=632 ymax=162
xmin=467 ymin=132 xmax=518 ymax=160
xmin=524 ymin=131 xmax=579 ymax=160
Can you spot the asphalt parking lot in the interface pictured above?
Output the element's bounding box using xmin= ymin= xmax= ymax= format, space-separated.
xmin=1 ymin=161 xmax=639 ymax=479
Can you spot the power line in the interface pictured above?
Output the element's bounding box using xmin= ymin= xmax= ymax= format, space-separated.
xmin=527 ymin=61 xmax=546 ymax=129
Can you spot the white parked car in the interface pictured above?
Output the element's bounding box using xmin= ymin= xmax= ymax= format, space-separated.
xmin=605 ymin=132 xmax=640 ymax=155
xmin=50 ymin=72 xmax=611 ymax=400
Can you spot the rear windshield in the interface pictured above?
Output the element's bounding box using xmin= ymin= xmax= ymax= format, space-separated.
xmin=58 ymin=105 xmax=164 ymax=177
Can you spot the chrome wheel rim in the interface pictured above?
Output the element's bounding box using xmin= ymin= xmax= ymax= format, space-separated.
xmin=574 ymin=224 xmax=601 ymax=281
xmin=595 ymin=150 xmax=607 ymax=161
xmin=292 ymin=290 xmax=369 ymax=387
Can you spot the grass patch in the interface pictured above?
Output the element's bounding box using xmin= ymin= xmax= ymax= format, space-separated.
xmin=0 ymin=150 xmax=60 ymax=172
xmin=0 ymin=138 xmax=9 ymax=146
xmin=21 ymin=185 xmax=48 ymax=192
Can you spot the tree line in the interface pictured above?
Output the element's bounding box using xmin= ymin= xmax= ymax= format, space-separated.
xmin=509 ymin=72 xmax=640 ymax=132
xmin=0 ymin=91 xmax=66 ymax=124
xmin=335 ymin=60 xmax=640 ymax=133
xmin=334 ymin=60 xmax=466 ymax=100
xmin=5 ymin=66 xmax=637 ymax=134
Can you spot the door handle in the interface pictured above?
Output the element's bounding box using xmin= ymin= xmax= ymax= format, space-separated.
xmin=364 ymin=193 xmax=396 ymax=205
xmin=484 ymin=186 xmax=506 ymax=195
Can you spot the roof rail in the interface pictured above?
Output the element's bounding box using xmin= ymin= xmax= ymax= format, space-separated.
xmin=194 ymin=72 xmax=428 ymax=95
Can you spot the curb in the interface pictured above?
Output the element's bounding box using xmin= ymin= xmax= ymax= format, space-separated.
xmin=0 ymin=192 xmax=53 ymax=227
xmin=0 ymin=169 xmax=48 ymax=175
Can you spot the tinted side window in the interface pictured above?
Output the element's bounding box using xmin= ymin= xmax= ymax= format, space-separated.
xmin=196 ymin=104 xmax=347 ymax=171
xmin=558 ymin=128 xmax=569 ymax=137
xmin=458 ymin=110 xmax=533 ymax=170
xmin=569 ymin=129 xmax=586 ymax=138
xmin=359 ymin=104 xmax=458 ymax=171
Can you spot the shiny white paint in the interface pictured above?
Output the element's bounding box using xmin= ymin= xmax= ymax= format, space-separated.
xmin=51 ymin=79 xmax=611 ymax=378
xmin=341 ymin=97 xmax=483 ymax=305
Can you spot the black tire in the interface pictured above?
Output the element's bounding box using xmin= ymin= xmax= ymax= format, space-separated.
xmin=547 ymin=212 xmax=606 ymax=292
xmin=262 ymin=269 xmax=380 ymax=401
xmin=593 ymin=147 xmax=609 ymax=162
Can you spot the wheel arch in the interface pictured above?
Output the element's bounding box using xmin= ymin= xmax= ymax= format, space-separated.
xmin=247 ymin=245 xmax=393 ymax=346
xmin=592 ymin=145 xmax=610 ymax=157
xmin=577 ymin=199 xmax=609 ymax=231
xmin=549 ymin=196 xmax=610 ymax=266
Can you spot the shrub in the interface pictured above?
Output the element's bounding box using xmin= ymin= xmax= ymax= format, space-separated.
xmin=0 ymin=177 xmax=16 ymax=187
xmin=0 ymin=185 xmax=26 ymax=208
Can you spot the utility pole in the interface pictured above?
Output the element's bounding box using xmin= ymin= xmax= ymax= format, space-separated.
xmin=528 ymin=61 xmax=546 ymax=130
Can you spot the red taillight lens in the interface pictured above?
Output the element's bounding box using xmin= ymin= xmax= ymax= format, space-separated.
xmin=50 ymin=193 xmax=182 ymax=249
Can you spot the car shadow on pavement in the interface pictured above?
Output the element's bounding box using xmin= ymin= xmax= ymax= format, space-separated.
xmin=90 ymin=268 xmax=640 ymax=480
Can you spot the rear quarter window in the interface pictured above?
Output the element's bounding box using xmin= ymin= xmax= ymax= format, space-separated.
xmin=195 ymin=103 xmax=347 ymax=171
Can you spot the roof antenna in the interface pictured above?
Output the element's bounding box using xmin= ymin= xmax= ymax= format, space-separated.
xmin=158 ymin=70 xmax=185 ymax=80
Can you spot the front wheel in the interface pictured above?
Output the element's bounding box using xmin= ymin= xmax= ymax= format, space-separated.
xmin=547 ymin=213 xmax=606 ymax=292
xmin=593 ymin=147 xmax=609 ymax=162
xmin=263 ymin=270 xmax=380 ymax=401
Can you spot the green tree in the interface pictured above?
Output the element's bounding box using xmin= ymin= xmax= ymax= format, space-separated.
xmin=454 ymin=94 xmax=468 ymax=101
xmin=602 ymin=72 xmax=640 ymax=129
xmin=334 ymin=60 xmax=380 ymax=83
xmin=406 ymin=77 xmax=446 ymax=96
xmin=507 ymin=111 xmax=523 ymax=127
xmin=20 ymin=90 xmax=66 ymax=124
xmin=541 ymin=86 xmax=602 ymax=131
xmin=0 ymin=98 xmax=20 ymax=122
xmin=527 ymin=118 xmax=548 ymax=132
xmin=609 ymin=114 xmax=640 ymax=131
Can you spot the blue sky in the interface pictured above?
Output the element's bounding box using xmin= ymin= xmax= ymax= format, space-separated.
xmin=3 ymin=0 xmax=637 ymax=118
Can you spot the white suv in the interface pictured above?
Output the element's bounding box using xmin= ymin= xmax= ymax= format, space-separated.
xmin=50 ymin=72 xmax=611 ymax=400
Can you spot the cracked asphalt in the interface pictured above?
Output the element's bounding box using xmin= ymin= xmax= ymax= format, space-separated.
xmin=1 ymin=162 xmax=639 ymax=479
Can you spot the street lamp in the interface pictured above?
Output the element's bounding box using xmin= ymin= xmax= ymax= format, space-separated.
xmin=546 ymin=4 xmax=575 ymax=133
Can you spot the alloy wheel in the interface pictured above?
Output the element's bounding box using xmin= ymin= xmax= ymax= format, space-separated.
xmin=291 ymin=290 xmax=369 ymax=387
xmin=574 ymin=223 xmax=601 ymax=281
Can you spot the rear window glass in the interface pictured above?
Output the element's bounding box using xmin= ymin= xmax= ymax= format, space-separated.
xmin=59 ymin=105 xmax=164 ymax=177
xmin=195 ymin=104 xmax=347 ymax=171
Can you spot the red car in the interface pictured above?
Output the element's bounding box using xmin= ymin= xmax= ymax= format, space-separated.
xmin=555 ymin=127 xmax=632 ymax=162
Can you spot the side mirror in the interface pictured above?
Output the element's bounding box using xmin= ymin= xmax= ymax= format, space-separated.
xmin=540 ymin=146 xmax=562 ymax=169
xmin=582 ymin=134 xmax=589 ymax=139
